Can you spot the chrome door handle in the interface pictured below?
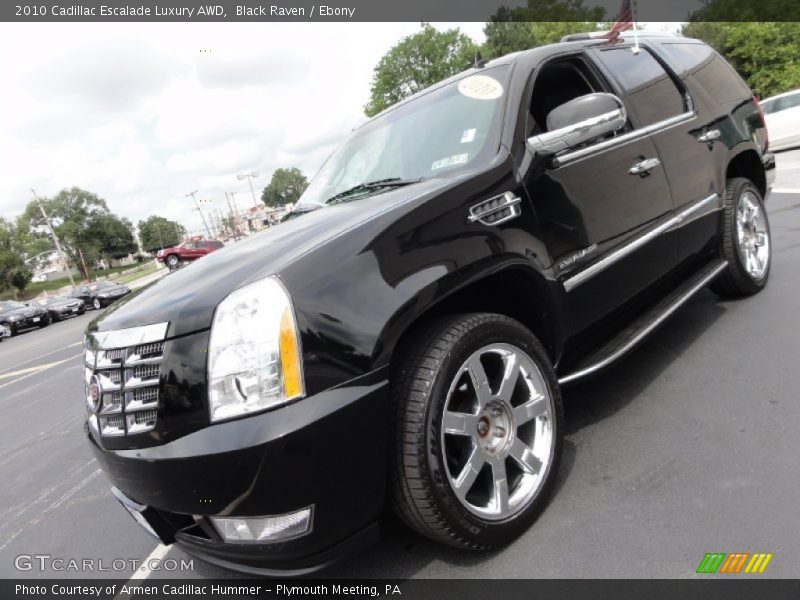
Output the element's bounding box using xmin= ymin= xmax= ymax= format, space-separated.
xmin=629 ymin=157 xmax=661 ymax=176
xmin=698 ymin=129 xmax=721 ymax=144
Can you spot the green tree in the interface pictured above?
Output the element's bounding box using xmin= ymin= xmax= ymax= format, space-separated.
xmin=689 ymin=0 xmax=798 ymax=21
xmin=138 ymin=215 xmax=186 ymax=252
xmin=364 ymin=24 xmax=479 ymax=117
xmin=261 ymin=168 xmax=309 ymax=208
xmin=83 ymin=213 xmax=138 ymax=263
xmin=483 ymin=1 xmax=606 ymax=58
xmin=0 ymin=218 xmax=32 ymax=294
xmin=682 ymin=22 xmax=800 ymax=99
xmin=18 ymin=187 xmax=108 ymax=277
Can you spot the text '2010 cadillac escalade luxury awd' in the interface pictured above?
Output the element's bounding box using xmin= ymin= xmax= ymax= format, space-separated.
xmin=83 ymin=34 xmax=775 ymax=575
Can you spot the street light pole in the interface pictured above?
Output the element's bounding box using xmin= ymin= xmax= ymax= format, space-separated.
xmin=31 ymin=189 xmax=75 ymax=286
xmin=237 ymin=172 xmax=260 ymax=207
xmin=186 ymin=190 xmax=212 ymax=238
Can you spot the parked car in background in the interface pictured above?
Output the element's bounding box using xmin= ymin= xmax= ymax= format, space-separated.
xmin=35 ymin=295 xmax=85 ymax=321
xmin=156 ymin=238 xmax=224 ymax=269
xmin=0 ymin=300 xmax=51 ymax=336
xmin=69 ymin=281 xmax=131 ymax=310
xmin=761 ymin=89 xmax=800 ymax=151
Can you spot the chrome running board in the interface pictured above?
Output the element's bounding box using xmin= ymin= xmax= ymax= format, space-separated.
xmin=558 ymin=259 xmax=728 ymax=385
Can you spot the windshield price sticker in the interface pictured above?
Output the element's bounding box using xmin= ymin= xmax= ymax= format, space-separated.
xmin=458 ymin=75 xmax=503 ymax=100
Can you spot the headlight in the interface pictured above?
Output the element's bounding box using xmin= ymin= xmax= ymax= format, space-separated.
xmin=207 ymin=276 xmax=304 ymax=422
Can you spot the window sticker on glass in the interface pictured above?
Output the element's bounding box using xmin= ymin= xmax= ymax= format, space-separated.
xmin=461 ymin=128 xmax=477 ymax=143
xmin=431 ymin=154 xmax=469 ymax=171
xmin=458 ymin=75 xmax=503 ymax=100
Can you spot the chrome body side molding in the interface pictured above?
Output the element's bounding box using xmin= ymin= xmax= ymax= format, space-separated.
xmin=563 ymin=193 xmax=719 ymax=292
xmin=553 ymin=112 xmax=696 ymax=168
xmin=558 ymin=259 xmax=728 ymax=385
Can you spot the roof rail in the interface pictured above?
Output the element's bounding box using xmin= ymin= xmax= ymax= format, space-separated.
xmin=561 ymin=30 xmax=680 ymax=43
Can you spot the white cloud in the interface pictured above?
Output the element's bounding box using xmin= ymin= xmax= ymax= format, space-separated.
xmin=0 ymin=22 xmax=486 ymax=235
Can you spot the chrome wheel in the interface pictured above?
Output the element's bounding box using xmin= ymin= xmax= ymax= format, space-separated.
xmin=441 ymin=343 xmax=554 ymax=521
xmin=736 ymin=191 xmax=769 ymax=280
xmin=93 ymin=298 xmax=101 ymax=310
xmin=1 ymin=324 xmax=10 ymax=338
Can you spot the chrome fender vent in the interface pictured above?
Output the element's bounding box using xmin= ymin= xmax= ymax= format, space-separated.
xmin=468 ymin=192 xmax=522 ymax=226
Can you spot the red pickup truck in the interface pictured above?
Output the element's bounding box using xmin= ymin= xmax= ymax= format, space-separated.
xmin=156 ymin=238 xmax=224 ymax=269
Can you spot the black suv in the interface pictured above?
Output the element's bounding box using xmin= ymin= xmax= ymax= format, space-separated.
xmin=83 ymin=35 xmax=774 ymax=574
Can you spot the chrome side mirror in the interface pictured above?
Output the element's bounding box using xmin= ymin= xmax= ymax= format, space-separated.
xmin=527 ymin=93 xmax=626 ymax=156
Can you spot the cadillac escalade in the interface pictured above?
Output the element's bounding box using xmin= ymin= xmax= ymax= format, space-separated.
xmin=83 ymin=34 xmax=775 ymax=574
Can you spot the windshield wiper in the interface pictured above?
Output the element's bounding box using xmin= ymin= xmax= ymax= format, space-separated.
xmin=326 ymin=177 xmax=423 ymax=205
xmin=283 ymin=204 xmax=323 ymax=221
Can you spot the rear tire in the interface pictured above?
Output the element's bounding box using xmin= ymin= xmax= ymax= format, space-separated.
xmin=390 ymin=313 xmax=563 ymax=550
xmin=92 ymin=297 xmax=102 ymax=310
xmin=710 ymin=178 xmax=771 ymax=297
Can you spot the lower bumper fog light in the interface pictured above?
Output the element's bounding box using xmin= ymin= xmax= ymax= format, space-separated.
xmin=211 ymin=506 xmax=313 ymax=543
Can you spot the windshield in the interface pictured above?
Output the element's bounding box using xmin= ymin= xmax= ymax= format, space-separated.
xmin=295 ymin=66 xmax=509 ymax=210
xmin=39 ymin=296 xmax=67 ymax=305
xmin=90 ymin=281 xmax=115 ymax=291
xmin=0 ymin=301 xmax=24 ymax=311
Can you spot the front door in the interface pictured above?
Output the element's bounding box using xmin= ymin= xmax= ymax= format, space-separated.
xmin=520 ymin=53 xmax=676 ymax=336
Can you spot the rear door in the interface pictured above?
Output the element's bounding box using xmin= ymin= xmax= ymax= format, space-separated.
xmin=521 ymin=52 xmax=676 ymax=334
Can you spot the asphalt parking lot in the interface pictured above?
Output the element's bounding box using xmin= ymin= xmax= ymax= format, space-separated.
xmin=1 ymin=150 xmax=799 ymax=581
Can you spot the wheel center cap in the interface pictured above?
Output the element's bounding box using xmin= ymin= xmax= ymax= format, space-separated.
xmin=476 ymin=401 xmax=514 ymax=456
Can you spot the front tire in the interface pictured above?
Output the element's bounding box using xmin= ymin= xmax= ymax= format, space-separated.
xmin=710 ymin=178 xmax=771 ymax=297
xmin=166 ymin=255 xmax=179 ymax=269
xmin=390 ymin=313 xmax=563 ymax=549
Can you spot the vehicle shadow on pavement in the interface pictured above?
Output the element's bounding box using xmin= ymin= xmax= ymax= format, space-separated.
xmin=562 ymin=289 xmax=727 ymax=436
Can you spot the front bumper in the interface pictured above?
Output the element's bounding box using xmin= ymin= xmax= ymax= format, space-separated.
xmin=87 ymin=372 xmax=390 ymax=575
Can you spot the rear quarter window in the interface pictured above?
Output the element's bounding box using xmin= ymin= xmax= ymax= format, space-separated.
xmin=659 ymin=42 xmax=752 ymax=104
xmin=592 ymin=47 xmax=686 ymax=127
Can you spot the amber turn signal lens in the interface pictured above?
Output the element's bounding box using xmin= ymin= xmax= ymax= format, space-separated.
xmin=279 ymin=308 xmax=303 ymax=399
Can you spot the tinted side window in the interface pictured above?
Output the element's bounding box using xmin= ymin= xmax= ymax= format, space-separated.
xmin=760 ymin=99 xmax=776 ymax=115
xmin=593 ymin=47 xmax=686 ymax=127
xmin=660 ymin=42 xmax=751 ymax=104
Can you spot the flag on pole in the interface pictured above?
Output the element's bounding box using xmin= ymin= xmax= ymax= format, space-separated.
xmin=604 ymin=0 xmax=636 ymax=46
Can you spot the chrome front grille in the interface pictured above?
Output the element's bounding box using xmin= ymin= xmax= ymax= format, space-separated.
xmin=85 ymin=324 xmax=167 ymax=437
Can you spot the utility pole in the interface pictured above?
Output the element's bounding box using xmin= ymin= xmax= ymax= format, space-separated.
xmin=186 ymin=190 xmax=212 ymax=238
xmin=225 ymin=192 xmax=239 ymax=241
xmin=237 ymin=172 xmax=260 ymax=207
xmin=31 ymin=189 xmax=75 ymax=286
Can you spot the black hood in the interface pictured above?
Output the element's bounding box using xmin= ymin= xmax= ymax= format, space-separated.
xmin=92 ymin=178 xmax=454 ymax=338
